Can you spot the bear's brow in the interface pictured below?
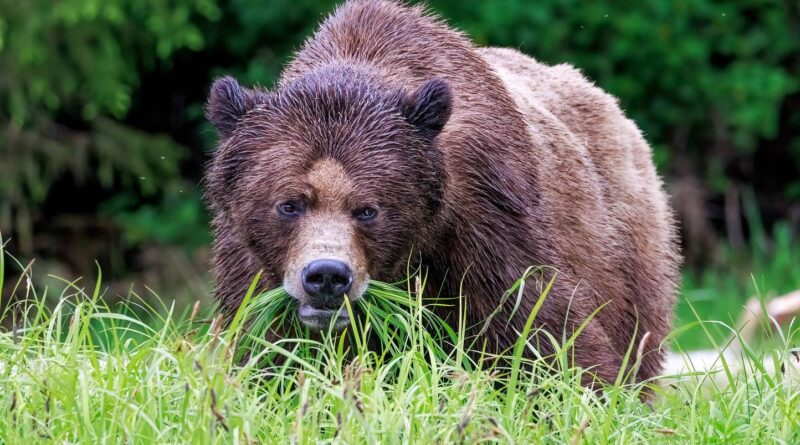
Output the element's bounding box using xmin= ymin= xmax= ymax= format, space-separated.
xmin=306 ymin=158 xmax=353 ymax=210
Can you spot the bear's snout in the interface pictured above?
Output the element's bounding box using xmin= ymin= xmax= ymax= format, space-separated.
xmin=296 ymin=259 xmax=355 ymax=331
xmin=301 ymin=259 xmax=353 ymax=309
xmin=281 ymin=210 xmax=371 ymax=330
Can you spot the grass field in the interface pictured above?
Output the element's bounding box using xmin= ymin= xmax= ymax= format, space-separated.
xmin=673 ymin=222 xmax=800 ymax=351
xmin=2 ymin=242 xmax=800 ymax=444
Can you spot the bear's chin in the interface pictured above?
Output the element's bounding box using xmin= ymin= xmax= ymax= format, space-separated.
xmin=297 ymin=303 xmax=351 ymax=332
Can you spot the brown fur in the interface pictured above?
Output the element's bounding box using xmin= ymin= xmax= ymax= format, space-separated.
xmin=205 ymin=0 xmax=680 ymax=384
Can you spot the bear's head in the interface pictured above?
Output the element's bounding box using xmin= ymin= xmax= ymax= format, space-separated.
xmin=205 ymin=66 xmax=451 ymax=330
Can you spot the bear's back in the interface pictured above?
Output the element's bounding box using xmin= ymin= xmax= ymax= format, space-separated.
xmin=480 ymin=47 xmax=680 ymax=376
xmin=275 ymin=0 xmax=680 ymax=382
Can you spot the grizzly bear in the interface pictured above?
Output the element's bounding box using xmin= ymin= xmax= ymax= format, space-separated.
xmin=205 ymin=0 xmax=680 ymax=384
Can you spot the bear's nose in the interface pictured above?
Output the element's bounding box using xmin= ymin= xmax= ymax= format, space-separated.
xmin=301 ymin=259 xmax=353 ymax=309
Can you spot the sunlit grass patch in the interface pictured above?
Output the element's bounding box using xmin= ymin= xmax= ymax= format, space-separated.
xmin=236 ymin=273 xmax=456 ymax=367
xmin=1 ymin=241 xmax=799 ymax=443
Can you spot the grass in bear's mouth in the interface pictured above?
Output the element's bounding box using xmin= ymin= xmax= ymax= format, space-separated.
xmin=2 ymin=245 xmax=799 ymax=443
xmin=236 ymin=274 xmax=456 ymax=365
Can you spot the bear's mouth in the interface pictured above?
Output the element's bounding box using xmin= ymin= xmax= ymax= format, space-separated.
xmin=297 ymin=303 xmax=351 ymax=332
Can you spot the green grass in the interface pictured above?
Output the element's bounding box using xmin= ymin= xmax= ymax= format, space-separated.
xmin=674 ymin=222 xmax=800 ymax=350
xmin=1 ymin=244 xmax=799 ymax=443
xmin=236 ymin=276 xmax=454 ymax=366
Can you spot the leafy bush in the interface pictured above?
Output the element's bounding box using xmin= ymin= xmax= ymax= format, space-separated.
xmin=0 ymin=0 xmax=219 ymax=254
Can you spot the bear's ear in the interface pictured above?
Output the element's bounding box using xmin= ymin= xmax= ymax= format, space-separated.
xmin=401 ymin=78 xmax=453 ymax=141
xmin=206 ymin=76 xmax=268 ymax=139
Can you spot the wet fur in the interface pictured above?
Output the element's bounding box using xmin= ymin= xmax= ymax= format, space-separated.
xmin=205 ymin=0 xmax=680 ymax=384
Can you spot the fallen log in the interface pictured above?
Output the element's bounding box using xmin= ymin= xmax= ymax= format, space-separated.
xmin=663 ymin=290 xmax=800 ymax=387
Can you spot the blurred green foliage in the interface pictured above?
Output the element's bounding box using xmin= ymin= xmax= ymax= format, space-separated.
xmin=0 ymin=0 xmax=798 ymax=283
xmin=0 ymin=0 xmax=220 ymax=256
xmin=1 ymin=0 xmax=219 ymax=123
xmin=676 ymin=220 xmax=800 ymax=349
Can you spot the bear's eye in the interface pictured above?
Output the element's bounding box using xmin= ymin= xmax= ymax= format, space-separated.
xmin=354 ymin=206 xmax=378 ymax=222
xmin=277 ymin=200 xmax=304 ymax=217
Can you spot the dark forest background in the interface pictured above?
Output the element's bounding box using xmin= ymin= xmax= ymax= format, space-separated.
xmin=1 ymin=0 xmax=799 ymax=345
